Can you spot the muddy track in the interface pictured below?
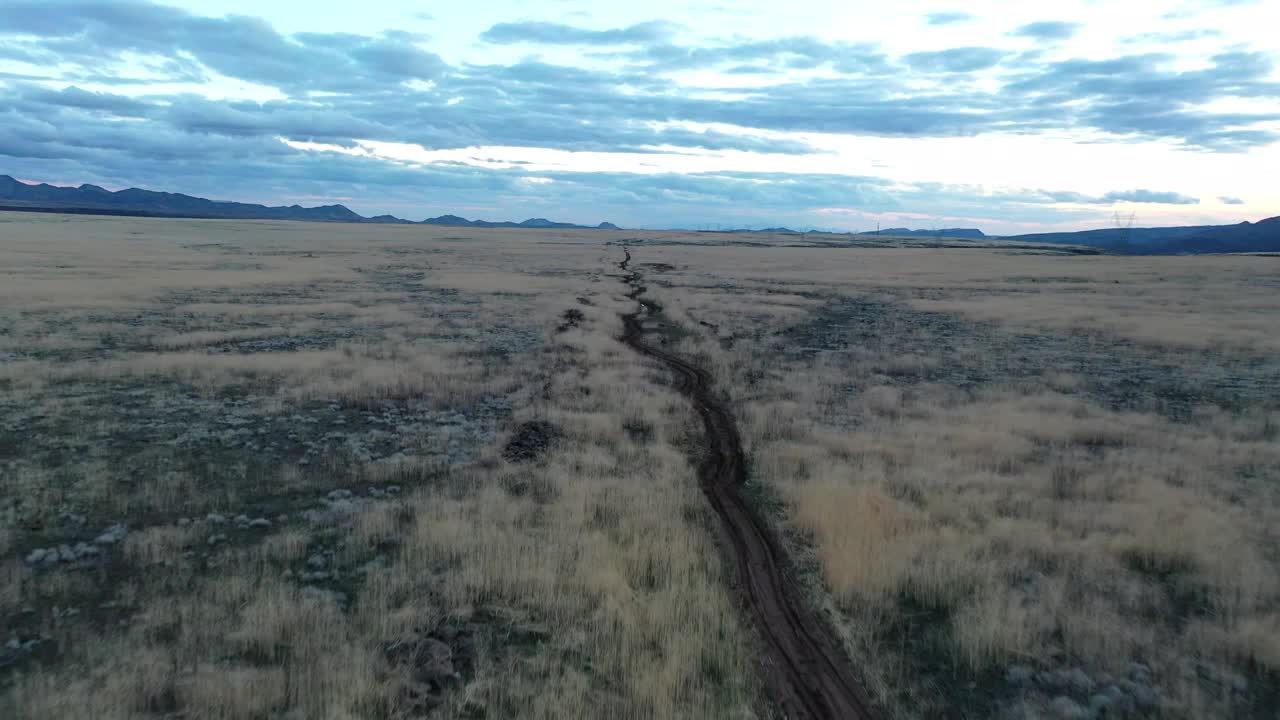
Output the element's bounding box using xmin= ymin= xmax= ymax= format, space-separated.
xmin=616 ymin=247 xmax=879 ymax=720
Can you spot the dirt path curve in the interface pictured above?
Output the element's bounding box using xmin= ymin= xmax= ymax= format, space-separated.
xmin=616 ymin=247 xmax=880 ymax=720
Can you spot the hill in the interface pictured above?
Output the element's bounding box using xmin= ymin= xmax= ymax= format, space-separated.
xmin=1004 ymin=217 xmax=1280 ymax=254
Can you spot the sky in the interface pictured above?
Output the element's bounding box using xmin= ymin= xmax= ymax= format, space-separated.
xmin=1 ymin=0 xmax=1278 ymax=233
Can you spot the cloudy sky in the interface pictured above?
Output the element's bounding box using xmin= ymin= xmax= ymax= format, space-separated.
xmin=1 ymin=0 xmax=1277 ymax=233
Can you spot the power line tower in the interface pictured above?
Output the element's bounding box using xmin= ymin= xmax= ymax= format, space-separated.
xmin=1114 ymin=210 xmax=1136 ymax=246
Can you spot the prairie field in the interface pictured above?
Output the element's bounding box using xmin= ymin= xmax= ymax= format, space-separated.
xmin=2 ymin=212 xmax=1278 ymax=719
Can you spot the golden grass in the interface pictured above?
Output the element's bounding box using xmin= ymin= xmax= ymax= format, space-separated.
xmin=631 ymin=241 xmax=1280 ymax=717
xmin=0 ymin=213 xmax=756 ymax=719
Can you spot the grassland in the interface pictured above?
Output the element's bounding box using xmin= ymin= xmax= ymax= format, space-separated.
xmin=2 ymin=213 xmax=1277 ymax=719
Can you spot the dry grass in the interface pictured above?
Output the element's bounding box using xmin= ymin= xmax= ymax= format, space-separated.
xmin=634 ymin=241 xmax=1280 ymax=718
xmin=0 ymin=213 xmax=754 ymax=719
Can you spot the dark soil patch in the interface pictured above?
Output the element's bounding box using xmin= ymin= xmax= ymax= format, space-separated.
xmin=501 ymin=421 xmax=561 ymax=463
xmin=557 ymin=308 xmax=586 ymax=333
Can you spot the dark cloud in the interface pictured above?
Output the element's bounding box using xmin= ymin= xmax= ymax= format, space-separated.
xmin=480 ymin=20 xmax=676 ymax=45
xmin=1012 ymin=21 xmax=1082 ymax=41
xmin=1219 ymin=195 xmax=1246 ymax=204
xmin=0 ymin=0 xmax=445 ymax=92
xmin=903 ymin=47 xmax=1008 ymax=73
xmin=926 ymin=12 xmax=974 ymax=26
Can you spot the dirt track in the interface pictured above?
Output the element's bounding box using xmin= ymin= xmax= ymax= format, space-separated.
xmin=616 ymin=247 xmax=880 ymax=720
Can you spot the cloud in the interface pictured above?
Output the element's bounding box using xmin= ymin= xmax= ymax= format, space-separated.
xmin=480 ymin=20 xmax=676 ymax=45
xmin=1219 ymin=195 xmax=1245 ymax=204
xmin=618 ymin=36 xmax=889 ymax=75
xmin=1012 ymin=21 xmax=1082 ymax=41
xmin=1099 ymin=189 xmax=1200 ymax=205
xmin=903 ymin=47 xmax=1008 ymax=73
xmin=925 ymin=12 xmax=974 ymax=26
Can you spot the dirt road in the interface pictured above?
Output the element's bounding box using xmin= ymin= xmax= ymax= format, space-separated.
xmin=616 ymin=247 xmax=880 ymax=720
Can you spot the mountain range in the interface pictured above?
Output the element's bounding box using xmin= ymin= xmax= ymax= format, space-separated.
xmin=0 ymin=175 xmax=618 ymax=230
xmin=3 ymin=174 xmax=1277 ymax=254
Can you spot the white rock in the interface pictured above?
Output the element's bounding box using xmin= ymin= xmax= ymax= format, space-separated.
xmin=94 ymin=524 xmax=129 ymax=545
xmin=206 ymin=513 xmax=227 ymax=525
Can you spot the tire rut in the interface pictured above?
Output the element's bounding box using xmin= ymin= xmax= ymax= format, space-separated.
xmin=615 ymin=247 xmax=880 ymax=720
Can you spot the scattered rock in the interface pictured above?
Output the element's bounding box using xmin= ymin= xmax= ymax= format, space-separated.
xmin=207 ymin=533 xmax=227 ymax=546
xmin=1006 ymin=665 xmax=1035 ymax=688
xmin=57 ymin=545 xmax=77 ymax=563
xmin=1063 ymin=667 xmax=1094 ymax=694
xmin=1036 ymin=670 xmax=1065 ymax=690
xmin=177 ymin=517 xmax=191 ymax=526
xmin=25 ymin=548 xmax=49 ymax=565
xmin=1130 ymin=684 xmax=1159 ymax=710
xmin=301 ymin=586 xmax=347 ymax=607
xmin=307 ymin=553 xmax=328 ymax=569
xmin=94 ymin=524 xmax=128 ymax=545
xmin=247 ymin=518 xmax=272 ymax=529
xmin=1049 ymin=696 xmax=1088 ymax=720
xmin=206 ymin=513 xmax=227 ymax=525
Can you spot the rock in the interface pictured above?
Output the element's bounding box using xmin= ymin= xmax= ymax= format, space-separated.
xmin=74 ymin=542 xmax=99 ymax=559
xmin=94 ymin=524 xmax=128 ymax=545
xmin=1037 ymin=670 xmax=1065 ymax=690
xmin=206 ymin=513 xmax=227 ymax=525
xmin=177 ymin=517 xmax=191 ymax=526
xmin=248 ymin=518 xmax=272 ymax=529
xmin=326 ymin=489 xmax=353 ymax=501
xmin=418 ymin=643 xmax=460 ymax=688
xmin=4 ymin=638 xmax=19 ymax=650
xmin=1129 ymin=662 xmax=1152 ymax=684
xmin=307 ymin=553 xmax=327 ymax=569
xmin=1224 ymin=671 xmax=1248 ymax=693
xmin=301 ymin=571 xmax=330 ymax=582
xmin=57 ymin=545 xmax=76 ymax=562
xmin=24 ymin=548 xmax=48 ymax=565
xmin=1063 ymin=667 xmax=1094 ymax=694
xmin=301 ymin=586 xmax=347 ymax=607
xmin=1089 ymin=693 xmax=1113 ymax=715
xmin=234 ymin=514 xmax=250 ymax=525
xmin=1006 ymin=665 xmax=1035 ymax=688
xmin=1050 ymin=696 xmax=1088 ymax=720
xmin=1130 ymin=684 xmax=1159 ymax=710
xmin=999 ymin=700 xmax=1034 ymax=720
xmin=207 ymin=533 xmax=227 ymax=546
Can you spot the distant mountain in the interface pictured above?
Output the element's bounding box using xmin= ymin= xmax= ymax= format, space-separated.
xmin=0 ymin=175 xmax=615 ymax=230
xmin=1003 ymin=217 xmax=1280 ymax=254
xmin=857 ymin=227 xmax=987 ymax=239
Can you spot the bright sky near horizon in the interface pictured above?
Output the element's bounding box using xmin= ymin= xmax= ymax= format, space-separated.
xmin=1 ymin=0 xmax=1277 ymax=232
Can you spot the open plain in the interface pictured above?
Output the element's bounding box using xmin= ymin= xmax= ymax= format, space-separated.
xmin=2 ymin=212 xmax=1278 ymax=719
